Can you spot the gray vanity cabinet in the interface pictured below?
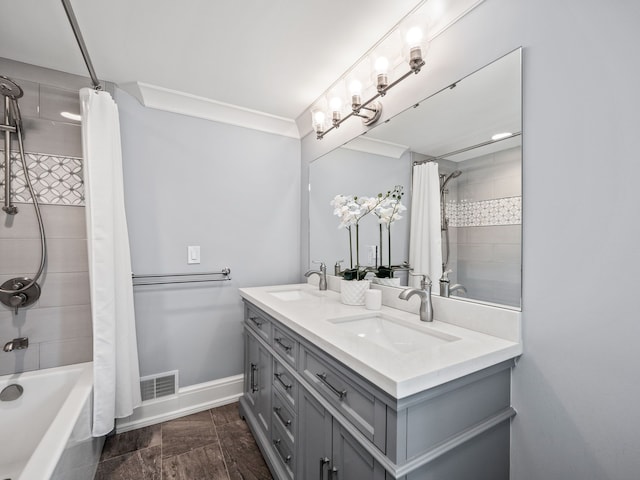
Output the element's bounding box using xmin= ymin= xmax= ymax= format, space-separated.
xmin=239 ymin=300 xmax=515 ymax=480
xmin=298 ymin=387 xmax=386 ymax=480
xmin=244 ymin=321 xmax=272 ymax=438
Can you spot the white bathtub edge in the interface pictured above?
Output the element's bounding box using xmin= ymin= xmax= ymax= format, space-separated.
xmin=115 ymin=373 xmax=244 ymax=433
xmin=17 ymin=362 xmax=94 ymax=480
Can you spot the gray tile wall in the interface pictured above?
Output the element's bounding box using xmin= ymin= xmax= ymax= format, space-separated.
xmin=443 ymin=147 xmax=522 ymax=307
xmin=0 ymin=57 xmax=97 ymax=375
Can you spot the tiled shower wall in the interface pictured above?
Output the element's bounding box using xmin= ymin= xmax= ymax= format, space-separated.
xmin=443 ymin=146 xmax=522 ymax=307
xmin=0 ymin=57 xmax=103 ymax=375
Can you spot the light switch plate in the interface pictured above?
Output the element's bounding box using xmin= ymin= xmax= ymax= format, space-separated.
xmin=187 ymin=245 xmax=200 ymax=264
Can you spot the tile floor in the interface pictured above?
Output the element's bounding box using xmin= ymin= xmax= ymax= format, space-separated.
xmin=95 ymin=402 xmax=273 ymax=480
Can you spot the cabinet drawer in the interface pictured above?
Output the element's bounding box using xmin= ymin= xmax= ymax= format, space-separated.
xmin=246 ymin=304 xmax=271 ymax=342
xmin=271 ymin=417 xmax=295 ymax=480
xmin=273 ymin=358 xmax=297 ymax=409
xmin=272 ymin=324 xmax=298 ymax=367
xmin=272 ymin=390 xmax=296 ymax=444
xmin=301 ymin=346 xmax=384 ymax=449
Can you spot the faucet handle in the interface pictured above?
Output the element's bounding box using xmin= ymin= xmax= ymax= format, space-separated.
xmin=409 ymin=272 xmax=432 ymax=289
xmin=312 ymin=260 xmax=326 ymax=271
xmin=440 ymin=269 xmax=452 ymax=282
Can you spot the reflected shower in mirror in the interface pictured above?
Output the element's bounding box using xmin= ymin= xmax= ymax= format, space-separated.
xmin=309 ymin=49 xmax=522 ymax=309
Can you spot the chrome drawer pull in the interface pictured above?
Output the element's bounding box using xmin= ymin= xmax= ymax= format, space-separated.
xmin=273 ymin=406 xmax=292 ymax=427
xmin=316 ymin=372 xmax=347 ymax=400
xmin=250 ymin=363 xmax=258 ymax=393
xmin=249 ymin=316 xmax=263 ymax=328
xmin=274 ymin=372 xmax=293 ymax=390
xmin=273 ymin=438 xmax=291 ymax=464
xmin=275 ymin=337 xmax=293 ymax=352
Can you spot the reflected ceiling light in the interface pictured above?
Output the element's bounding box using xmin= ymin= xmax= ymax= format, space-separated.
xmin=60 ymin=111 xmax=81 ymax=121
xmin=491 ymin=132 xmax=512 ymax=141
xmin=311 ymin=12 xmax=428 ymax=140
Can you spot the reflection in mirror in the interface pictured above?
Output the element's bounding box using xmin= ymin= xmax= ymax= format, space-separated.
xmin=309 ymin=48 xmax=522 ymax=309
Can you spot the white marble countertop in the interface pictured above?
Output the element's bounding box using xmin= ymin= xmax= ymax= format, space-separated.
xmin=239 ymin=283 xmax=522 ymax=399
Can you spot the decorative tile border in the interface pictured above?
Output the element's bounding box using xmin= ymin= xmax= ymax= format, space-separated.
xmin=446 ymin=196 xmax=521 ymax=227
xmin=0 ymin=151 xmax=84 ymax=206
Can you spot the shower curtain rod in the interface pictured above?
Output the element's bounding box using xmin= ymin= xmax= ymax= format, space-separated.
xmin=61 ymin=0 xmax=102 ymax=90
xmin=413 ymin=132 xmax=522 ymax=166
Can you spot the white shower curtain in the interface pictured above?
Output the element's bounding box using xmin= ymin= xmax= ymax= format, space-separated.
xmin=409 ymin=162 xmax=443 ymax=288
xmin=80 ymin=88 xmax=141 ymax=437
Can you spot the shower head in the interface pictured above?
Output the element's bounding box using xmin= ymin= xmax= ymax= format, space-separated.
xmin=441 ymin=170 xmax=462 ymax=192
xmin=0 ymin=76 xmax=24 ymax=99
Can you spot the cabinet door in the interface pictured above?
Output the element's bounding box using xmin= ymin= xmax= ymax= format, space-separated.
xmin=332 ymin=420 xmax=386 ymax=480
xmin=298 ymin=387 xmax=332 ymax=480
xmin=245 ymin=328 xmax=272 ymax=436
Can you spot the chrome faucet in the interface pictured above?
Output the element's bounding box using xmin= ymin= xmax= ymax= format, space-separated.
xmin=439 ymin=269 xmax=467 ymax=297
xmin=305 ymin=261 xmax=327 ymax=291
xmin=3 ymin=337 xmax=28 ymax=352
xmin=399 ymin=274 xmax=433 ymax=322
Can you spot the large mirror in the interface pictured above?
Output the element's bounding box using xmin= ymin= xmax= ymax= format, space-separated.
xmin=309 ymin=48 xmax=522 ymax=309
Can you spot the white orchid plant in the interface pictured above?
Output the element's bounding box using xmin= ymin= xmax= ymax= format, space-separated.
xmin=330 ymin=185 xmax=406 ymax=280
xmin=373 ymin=186 xmax=406 ymax=278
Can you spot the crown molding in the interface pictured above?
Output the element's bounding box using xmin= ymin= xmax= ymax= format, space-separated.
xmin=119 ymin=81 xmax=300 ymax=139
xmin=341 ymin=136 xmax=409 ymax=159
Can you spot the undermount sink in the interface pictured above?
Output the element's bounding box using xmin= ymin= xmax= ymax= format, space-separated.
xmin=328 ymin=313 xmax=459 ymax=354
xmin=268 ymin=288 xmax=322 ymax=302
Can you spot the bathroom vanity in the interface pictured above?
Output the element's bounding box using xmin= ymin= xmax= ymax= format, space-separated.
xmin=238 ymin=282 xmax=521 ymax=480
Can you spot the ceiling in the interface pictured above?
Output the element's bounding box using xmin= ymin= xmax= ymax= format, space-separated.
xmin=0 ymin=0 xmax=421 ymax=120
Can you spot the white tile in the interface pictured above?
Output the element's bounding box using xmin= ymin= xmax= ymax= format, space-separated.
xmin=0 ymin=344 xmax=39 ymax=375
xmin=39 ymin=336 xmax=92 ymax=369
xmin=38 ymin=271 xmax=91 ymax=308
xmin=46 ymin=237 xmax=89 ymax=273
xmin=0 ymin=304 xmax=92 ymax=344
xmin=39 ymin=85 xmax=82 ymax=125
xmin=0 ymin=204 xmax=86 ymax=239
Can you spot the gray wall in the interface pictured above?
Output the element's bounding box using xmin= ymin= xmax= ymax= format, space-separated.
xmin=301 ymin=0 xmax=640 ymax=478
xmin=309 ymin=147 xmax=411 ymax=272
xmin=0 ymin=58 xmax=96 ymax=375
xmin=116 ymin=89 xmax=301 ymax=387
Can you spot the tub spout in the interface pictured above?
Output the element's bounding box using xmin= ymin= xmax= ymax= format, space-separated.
xmin=3 ymin=337 xmax=28 ymax=352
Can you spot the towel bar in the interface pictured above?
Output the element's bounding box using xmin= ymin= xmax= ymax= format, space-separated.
xmin=132 ymin=268 xmax=231 ymax=286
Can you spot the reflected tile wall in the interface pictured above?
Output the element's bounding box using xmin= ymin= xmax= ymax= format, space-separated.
xmin=444 ymin=146 xmax=522 ymax=308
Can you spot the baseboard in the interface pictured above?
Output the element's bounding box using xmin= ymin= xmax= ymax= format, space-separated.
xmin=115 ymin=374 xmax=244 ymax=433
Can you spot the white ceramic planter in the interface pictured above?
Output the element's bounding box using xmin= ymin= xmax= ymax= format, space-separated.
xmin=340 ymin=279 xmax=370 ymax=305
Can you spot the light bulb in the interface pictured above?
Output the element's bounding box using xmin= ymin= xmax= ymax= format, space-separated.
xmin=349 ymin=79 xmax=363 ymax=110
xmin=313 ymin=110 xmax=325 ymax=126
xmin=374 ymin=56 xmax=390 ymax=94
xmin=329 ymin=96 xmax=342 ymax=112
xmin=348 ymin=79 xmax=362 ymax=97
xmin=312 ymin=110 xmax=326 ymax=135
xmin=374 ymin=56 xmax=389 ymax=74
xmin=405 ymin=27 xmax=423 ymax=47
xmin=328 ymin=96 xmax=342 ymax=125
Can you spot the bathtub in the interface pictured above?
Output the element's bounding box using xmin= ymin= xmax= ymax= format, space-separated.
xmin=0 ymin=362 xmax=104 ymax=480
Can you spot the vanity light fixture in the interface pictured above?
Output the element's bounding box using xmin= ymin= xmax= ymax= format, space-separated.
xmin=312 ymin=14 xmax=428 ymax=140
